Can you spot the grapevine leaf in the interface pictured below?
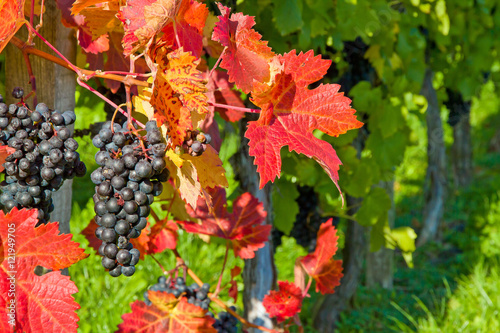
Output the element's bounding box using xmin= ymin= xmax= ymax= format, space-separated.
xmin=149 ymin=219 xmax=179 ymax=253
xmin=75 ymin=1 xmax=122 ymax=39
xmin=77 ymin=24 xmax=110 ymax=54
xmin=0 ymin=208 xmax=87 ymax=333
xmin=23 ymin=0 xmax=44 ymax=17
xmin=160 ymin=0 xmax=209 ymax=58
xmin=154 ymin=47 xmax=209 ymax=129
xmin=0 ymin=208 xmax=88 ymax=270
xmin=178 ymin=187 xmax=270 ymax=259
xmin=118 ymin=0 xmax=163 ymax=56
xmin=246 ymin=50 xmax=363 ymax=190
xmin=246 ymin=113 xmax=344 ymax=191
xmin=263 ymin=281 xmax=303 ymax=323
xmin=272 ymin=178 xmax=299 ymax=234
xmin=165 ymin=147 xmax=228 ymax=208
xmin=183 ymin=145 xmax=228 ymax=189
xmin=150 ymin=76 xmax=192 ymax=148
xmin=0 ymin=269 xmax=80 ymax=333
xmin=207 ymin=70 xmax=244 ymax=122
xmin=0 ymin=145 xmax=15 ymax=173
xmin=211 ymin=3 xmax=275 ymax=93
xmin=81 ymin=218 xmax=101 ymax=253
xmin=299 ymin=219 xmax=343 ymax=294
xmin=228 ymin=266 xmax=241 ymax=302
xmin=118 ymin=291 xmax=216 ymax=332
xmin=71 ymin=0 xmax=108 ymax=15
xmin=0 ymin=0 xmax=26 ymax=53
xmin=165 ymin=150 xmax=202 ymax=208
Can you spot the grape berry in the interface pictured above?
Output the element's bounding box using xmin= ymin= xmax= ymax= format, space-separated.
xmin=0 ymin=88 xmax=86 ymax=223
xmin=92 ymin=120 xmax=169 ymax=277
xmin=180 ymin=129 xmax=212 ymax=156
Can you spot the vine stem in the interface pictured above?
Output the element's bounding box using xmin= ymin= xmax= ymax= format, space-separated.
xmin=22 ymin=50 xmax=37 ymax=105
xmin=303 ymin=277 xmax=313 ymax=298
xmin=150 ymin=255 xmax=168 ymax=275
xmin=169 ymin=249 xmax=279 ymax=333
xmin=10 ymin=36 xmax=148 ymax=87
xmin=213 ymin=242 xmax=229 ymax=297
xmin=25 ymin=22 xmax=81 ymax=76
xmin=77 ymin=78 xmax=145 ymax=128
xmin=209 ymin=102 xmax=261 ymax=113
xmin=208 ymin=47 xmax=226 ymax=80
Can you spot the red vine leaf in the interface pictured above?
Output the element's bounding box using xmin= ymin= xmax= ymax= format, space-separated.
xmin=160 ymin=0 xmax=208 ymax=58
xmin=0 ymin=145 xmax=15 ymax=173
xmin=299 ymin=219 xmax=343 ymax=294
xmin=118 ymin=291 xmax=216 ymax=332
xmin=263 ymin=281 xmax=303 ymax=323
xmin=246 ymin=50 xmax=363 ymax=190
xmin=211 ymin=4 xmax=275 ymax=93
xmin=153 ymin=47 xmax=209 ymax=131
xmin=0 ymin=208 xmax=87 ymax=332
xmin=178 ymin=187 xmax=270 ymax=259
xmin=118 ymin=0 xmax=160 ymax=56
xmin=0 ymin=0 xmax=26 ymax=53
xmin=228 ymin=266 xmax=241 ymax=302
xmin=81 ymin=218 xmax=101 ymax=253
xmin=207 ymin=70 xmax=244 ymax=122
xmin=150 ymin=47 xmax=208 ymax=147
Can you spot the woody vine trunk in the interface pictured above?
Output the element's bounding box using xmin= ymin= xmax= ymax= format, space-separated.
xmin=5 ymin=0 xmax=76 ymax=237
xmin=233 ymin=114 xmax=276 ymax=332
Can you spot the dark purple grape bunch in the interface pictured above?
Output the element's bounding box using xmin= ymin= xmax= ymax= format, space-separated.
xmin=0 ymin=87 xmax=86 ymax=223
xmin=181 ymin=129 xmax=212 ymax=156
xmin=211 ymin=308 xmax=238 ymax=333
xmin=144 ymin=276 xmax=211 ymax=310
xmin=91 ymin=120 xmax=170 ymax=277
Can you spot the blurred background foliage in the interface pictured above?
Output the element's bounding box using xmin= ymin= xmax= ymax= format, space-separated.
xmin=2 ymin=0 xmax=499 ymax=332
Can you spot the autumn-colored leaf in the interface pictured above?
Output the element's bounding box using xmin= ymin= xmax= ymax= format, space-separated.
xmin=165 ymin=149 xmax=203 ymax=208
xmin=0 ymin=0 xmax=26 ymax=53
xmin=149 ymin=219 xmax=179 ymax=253
xmin=24 ymin=0 xmax=44 ymax=17
xmin=77 ymin=23 xmax=110 ymax=54
xmin=164 ymin=147 xmax=227 ymax=208
xmin=152 ymin=47 xmax=209 ymax=134
xmin=160 ymin=0 xmax=208 ymax=58
xmin=120 ymin=0 xmax=205 ymax=57
xmin=208 ymin=70 xmax=244 ymax=122
xmin=299 ymin=219 xmax=343 ymax=294
xmin=263 ymin=281 xmax=303 ymax=323
xmin=151 ymin=77 xmax=192 ymax=147
xmin=81 ymin=218 xmax=101 ymax=253
xmin=245 ymin=50 xmax=363 ymax=190
xmin=0 ymin=208 xmax=87 ymax=333
xmin=0 ymin=145 xmax=15 ymax=173
xmin=228 ymin=266 xmax=241 ymax=302
xmin=178 ymin=187 xmax=270 ymax=259
xmin=211 ymin=4 xmax=275 ymax=93
xmin=118 ymin=291 xmax=216 ymax=332
xmin=118 ymin=0 xmax=157 ymax=56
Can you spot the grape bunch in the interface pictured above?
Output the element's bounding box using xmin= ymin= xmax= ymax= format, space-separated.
xmin=0 ymin=88 xmax=86 ymax=223
xmin=92 ymin=120 xmax=169 ymax=277
xmin=144 ymin=276 xmax=211 ymax=310
xmin=144 ymin=276 xmax=238 ymax=332
xmin=179 ymin=129 xmax=212 ymax=156
xmin=211 ymin=309 xmax=238 ymax=333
